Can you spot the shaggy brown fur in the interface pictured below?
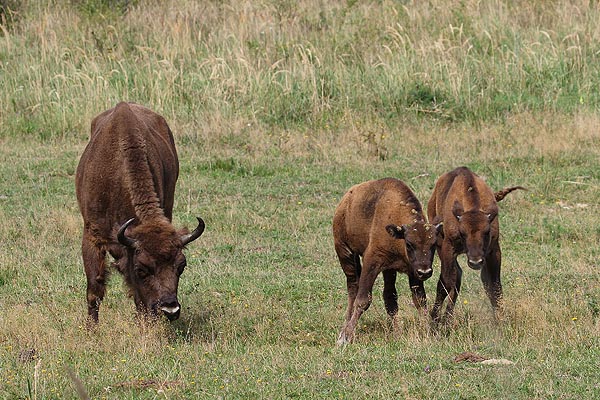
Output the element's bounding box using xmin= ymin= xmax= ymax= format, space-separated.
xmin=76 ymin=102 xmax=205 ymax=323
xmin=333 ymin=178 xmax=442 ymax=345
xmin=427 ymin=167 xmax=524 ymax=323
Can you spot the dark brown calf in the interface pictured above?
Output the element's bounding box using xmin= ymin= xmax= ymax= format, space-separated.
xmin=427 ymin=167 xmax=524 ymax=323
xmin=333 ymin=178 xmax=442 ymax=344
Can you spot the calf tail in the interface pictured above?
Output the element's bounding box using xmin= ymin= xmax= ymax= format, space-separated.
xmin=495 ymin=186 xmax=526 ymax=202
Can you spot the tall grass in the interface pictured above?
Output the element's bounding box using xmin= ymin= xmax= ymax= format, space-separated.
xmin=1 ymin=0 xmax=600 ymax=140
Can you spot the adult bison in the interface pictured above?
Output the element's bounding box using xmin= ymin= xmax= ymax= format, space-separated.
xmin=76 ymin=102 xmax=205 ymax=323
xmin=427 ymin=167 xmax=524 ymax=324
xmin=333 ymin=178 xmax=442 ymax=344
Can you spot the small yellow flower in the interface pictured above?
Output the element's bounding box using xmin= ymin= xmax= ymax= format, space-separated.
xmin=572 ymin=317 xmax=578 ymax=321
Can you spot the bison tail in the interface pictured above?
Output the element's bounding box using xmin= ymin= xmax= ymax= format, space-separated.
xmin=495 ymin=186 xmax=526 ymax=202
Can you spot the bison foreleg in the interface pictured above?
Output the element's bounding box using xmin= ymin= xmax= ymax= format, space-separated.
xmin=481 ymin=244 xmax=503 ymax=316
xmin=431 ymin=240 xmax=462 ymax=324
xmin=82 ymin=232 xmax=107 ymax=324
xmin=430 ymin=241 xmax=453 ymax=323
xmin=441 ymin=260 xmax=462 ymax=322
xmin=408 ymin=274 xmax=427 ymax=313
xmin=430 ymin=278 xmax=446 ymax=324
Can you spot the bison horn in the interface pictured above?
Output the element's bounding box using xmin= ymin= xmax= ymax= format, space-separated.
xmin=117 ymin=218 xmax=137 ymax=248
xmin=181 ymin=217 xmax=205 ymax=246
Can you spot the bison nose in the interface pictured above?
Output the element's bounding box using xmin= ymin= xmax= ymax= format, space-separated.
xmin=159 ymin=297 xmax=181 ymax=321
xmin=467 ymin=258 xmax=484 ymax=270
xmin=416 ymin=267 xmax=433 ymax=281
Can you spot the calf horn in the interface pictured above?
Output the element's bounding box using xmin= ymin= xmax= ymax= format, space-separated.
xmin=181 ymin=217 xmax=205 ymax=246
xmin=117 ymin=218 xmax=137 ymax=248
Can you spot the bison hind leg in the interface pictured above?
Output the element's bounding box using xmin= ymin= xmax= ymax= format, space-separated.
xmin=82 ymin=232 xmax=108 ymax=324
xmin=335 ymin=243 xmax=362 ymax=322
xmin=382 ymin=269 xmax=399 ymax=317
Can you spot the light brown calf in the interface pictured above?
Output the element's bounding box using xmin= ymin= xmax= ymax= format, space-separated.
xmin=333 ymin=178 xmax=442 ymax=344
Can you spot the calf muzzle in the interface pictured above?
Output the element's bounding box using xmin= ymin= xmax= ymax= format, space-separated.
xmin=416 ymin=267 xmax=433 ymax=280
xmin=467 ymin=258 xmax=484 ymax=270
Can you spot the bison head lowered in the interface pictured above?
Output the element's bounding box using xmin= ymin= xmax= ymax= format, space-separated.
xmin=116 ymin=217 xmax=205 ymax=320
xmin=386 ymin=221 xmax=443 ymax=280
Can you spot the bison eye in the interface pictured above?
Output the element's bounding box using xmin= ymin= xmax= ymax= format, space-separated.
xmin=134 ymin=265 xmax=153 ymax=280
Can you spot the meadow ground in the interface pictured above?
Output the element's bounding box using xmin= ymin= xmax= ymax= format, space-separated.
xmin=1 ymin=1 xmax=599 ymax=399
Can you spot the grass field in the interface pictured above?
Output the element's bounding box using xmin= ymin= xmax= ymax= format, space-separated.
xmin=1 ymin=1 xmax=599 ymax=399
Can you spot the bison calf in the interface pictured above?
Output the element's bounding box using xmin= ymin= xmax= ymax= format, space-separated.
xmin=333 ymin=178 xmax=442 ymax=345
xmin=427 ymin=167 xmax=524 ymax=323
xmin=76 ymin=102 xmax=205 ymax=323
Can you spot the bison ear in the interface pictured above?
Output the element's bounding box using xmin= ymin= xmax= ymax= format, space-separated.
xmin=386 ymin=224 xmax=406 ymax=239
xmin=435 ymin=222 xmax=444 ymax=236
xmin=486 ymin=210 xmax=498 ymax=222
xmin=452 ymin=200 xmax=464 ymax=221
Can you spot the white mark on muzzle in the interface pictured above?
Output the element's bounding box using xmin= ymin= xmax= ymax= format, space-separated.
xmin=159 ymin=306 xmax=180 ymax=315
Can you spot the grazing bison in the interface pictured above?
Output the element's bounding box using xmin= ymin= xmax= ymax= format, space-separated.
xmin=75 ymin=102 xmax=205 ymax=323
xmin=427 ymin=167 xmax=524 ymax=323
xmin=333 ymin=178 xmax=442 ymax=345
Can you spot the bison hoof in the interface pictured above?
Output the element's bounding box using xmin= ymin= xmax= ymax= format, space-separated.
xmin=336 ymin=331 xmax=353 ymax=346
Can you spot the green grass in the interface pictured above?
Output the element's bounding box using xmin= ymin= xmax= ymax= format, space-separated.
xmin=1 ymin=1 xmax=600 ymax=399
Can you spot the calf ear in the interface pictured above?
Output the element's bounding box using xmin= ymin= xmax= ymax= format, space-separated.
xmin=386 ymin=224 xmax=406 ymax=239
xmin=486 ymin=210 xmax=498 ymax=222
xmin=435 ymin=222 xmax=444 ymax=237
xmin=452 ymin=200 xmax=464 ymax=221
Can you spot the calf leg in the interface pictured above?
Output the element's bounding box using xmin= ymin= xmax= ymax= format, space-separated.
xmin=382 ymin=269 xmax=398 ymax=317
xmin=337 ymin=256 xmax=379 ymax=345
xmin=441 ymin=260 xmax=462 ymax=322
xmin=430 ymin=240 xmax=461 ymax=323
xmin=408 ymin=274 xmax=427 ymax=313
xmin=82 ymin=231 xmax=108 ymax=323
xmin=481 ymin=243 xmax=503 ymax=315
xmin=335 ymin=244 xmax=361 ymax=324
